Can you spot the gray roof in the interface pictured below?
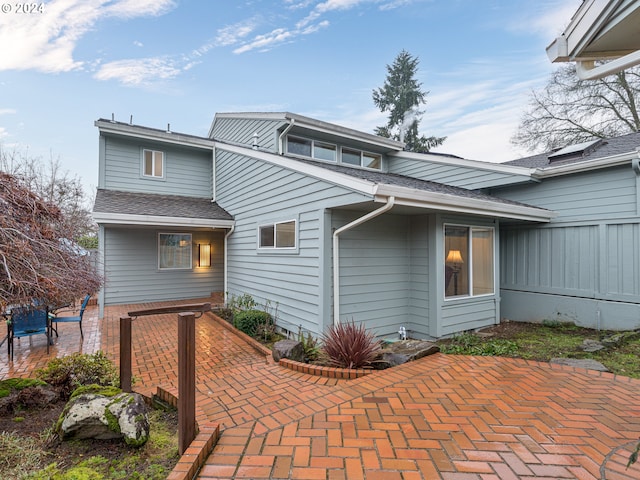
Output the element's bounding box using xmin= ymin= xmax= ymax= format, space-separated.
xmin=505 ymin=131 xmax=640 ymax=168
xmin=93 ymin=189 xmax=233 ymax=220
xmin=298 ymin=158 xmax=544 ymax=210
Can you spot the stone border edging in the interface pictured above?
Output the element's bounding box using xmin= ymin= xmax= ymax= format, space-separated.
xmin=156 ymin=386 xmax=220 ymax=480
xmin=278 ymin=357 xmax=375 ymax=379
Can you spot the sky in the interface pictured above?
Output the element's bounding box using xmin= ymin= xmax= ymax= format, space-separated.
xmin=0 ymin=0 xmax=582 ymax=198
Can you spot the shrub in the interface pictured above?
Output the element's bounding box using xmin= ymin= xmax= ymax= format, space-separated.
xmin=299 ymin=331 xmax=320 ymax=362
xmin=322 ymin=321 xmax=381 ymax=369
xmin=234 ymin=310 xmax=273 ymax=337
xmin=35 ymin=351 xmax=119 ymax=399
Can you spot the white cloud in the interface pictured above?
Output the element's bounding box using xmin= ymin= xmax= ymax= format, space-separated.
xmin=94 ymin=57 xmax=181 ymax=86
xmin=508 ymin=0 xmax=582 ymax=39
xmin=0 ymin=108 xmax=17 ymax=115
xmin=0 ymin=0 xmax=175 ymax=73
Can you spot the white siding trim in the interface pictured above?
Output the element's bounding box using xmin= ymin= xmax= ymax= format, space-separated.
xmin=93 ymin=212 xmax=234 ymax=228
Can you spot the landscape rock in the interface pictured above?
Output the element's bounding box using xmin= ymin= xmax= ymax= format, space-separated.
xmin=59 ymin=391 xmax=150 ymax=446
xmin=550 ymin=358 xmax=609 ymax=372
xmin=272 ymin=339 xmax=305 ymax=363
xmin=374 ymin=340 xmax=439 ymax=369
xmin=581 ymin=339 xmax=605 ymax=352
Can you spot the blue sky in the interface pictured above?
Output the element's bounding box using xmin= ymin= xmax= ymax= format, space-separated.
xmin=0 ymin=0 xmax=580 ymax=197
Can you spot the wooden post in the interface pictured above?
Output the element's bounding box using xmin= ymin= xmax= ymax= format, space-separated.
xmin=178 ymin=312 xmax=196 ymax=455
xmin=119 ymin=316 xmax=132 ymax=393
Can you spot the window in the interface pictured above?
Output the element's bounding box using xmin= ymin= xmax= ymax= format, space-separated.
xmin=158 ymin=233 xmax=192 ymax=269
xmin=259 ymin=220 xmax=296 ymax=249
xmin=341 ymin=147 xmax=381 ymax=169
xmin=286 ymin=135 xmax=381 ymax=170
xmin=287 ymin=136 xmax=312 ymax=157
xmin=313 ymin=141 xmax=337 ymax=162
xmin=143 ymin=149 xmax=164 ymax=178
xmin=444 ymin=225 xmax=494 ymax=298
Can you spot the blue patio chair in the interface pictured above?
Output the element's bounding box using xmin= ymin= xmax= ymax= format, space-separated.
xmin=8 ymin=305 xmax=51 ymax=359
xmin=50 ymin=294 xmax=91 ymax=338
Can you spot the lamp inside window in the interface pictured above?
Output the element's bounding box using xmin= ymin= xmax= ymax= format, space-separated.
xmin=198 ymin=244 xmax=211 ymax=268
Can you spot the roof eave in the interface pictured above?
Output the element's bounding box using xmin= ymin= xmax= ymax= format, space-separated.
xmin=533 ymin=149 xmax=640 ymax=178
xmin=92 ymin=212 xmax=235 ymax=228
xmin=96 ymin=120 xmax=214 ymax=150
xmin=374 ymin=184 xmax=554 ymax=223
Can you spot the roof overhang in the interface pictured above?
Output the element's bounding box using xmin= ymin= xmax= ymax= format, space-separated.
xmin=532 ymin=148 xmax=640 ymax=178
xmin=92 ymin=212 xmax=234 ymax=229
xmin=547 ymin=0 xmax=640 ymax=79
xmin=373 ymin=185 xmax=554 ymax=223
xmin=96 ymin=119 xmax=214 ymax=150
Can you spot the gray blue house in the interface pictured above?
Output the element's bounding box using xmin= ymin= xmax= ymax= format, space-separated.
xmin=92 ymin=112 xmax=640 ymax=338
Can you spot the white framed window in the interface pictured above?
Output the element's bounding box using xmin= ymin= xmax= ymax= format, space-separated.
xmin=341 ymin=147 xmax=382 ymax=169
xmin=259 ymin=220 xmax=297 ymax=249
xmin=142 ymin=149 xmax=164 ymax=178
xmin=286 ymin=135 xmax=381 ymax=170
xmin=158 ymin=233 xmax=192 ymax=270
xmin=444 ymin=225 xmax=494 ymax=299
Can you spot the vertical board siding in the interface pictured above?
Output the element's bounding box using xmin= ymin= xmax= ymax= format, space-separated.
xmin=389 ymin=157 xmax=530 ymax=189
xmin=211 ymin=117 xmax=282 ymax=151
xmin=333 ymin=211 xmax=410 ymax=338
xmin=606 ymin=223 xmax=640 ymax=296
xmin=103 ymin=136 xmax=212 ymax=196
xmin=216 ymin=150 xmax=371 ymax=336
xmin=103 ymin=228 xmax=224 ymax=305
xmin=501 ymin=226 xmax=598 ymax=295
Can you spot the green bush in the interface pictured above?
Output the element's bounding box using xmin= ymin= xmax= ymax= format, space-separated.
xmin=35 ymin=351 xmax=119 ymax=399
xmin=234 ymin=310 xmax=272 ymax=337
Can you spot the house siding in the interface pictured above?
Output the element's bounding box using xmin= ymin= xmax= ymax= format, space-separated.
xmin=103 ymin=227 xmax=224 ymax=305
xmin=408 ymin=216 xmax=430 ymax=338
xmin=215 ymin=149 xmax=371 ymax=336
xmin=102 ymin=135 xmax=212 ymax=197
xmin=495 ymin=164 xmax=640 ymax=330
xmin=211 ymin=117 xmax=283 ymax=152
xmin=389 ymin=156 xmax=531 ymax=189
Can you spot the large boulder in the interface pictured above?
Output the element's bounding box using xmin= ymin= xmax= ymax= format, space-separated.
xmin=58 ymin=388 xmax=150 ymax=447
xmin=374 ymin=340 xmax=440 ymax=369
xmin=272 ymin=339 xmax=305 ymax=363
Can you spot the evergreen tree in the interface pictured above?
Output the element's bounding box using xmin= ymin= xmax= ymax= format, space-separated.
xmin=373 ymin=50 xmax=445 ymax=152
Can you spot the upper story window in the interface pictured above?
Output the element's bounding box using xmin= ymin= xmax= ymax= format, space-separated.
xmin=142 ymin=149 xmax=164 ymax=178
xmin=286 ymin=135 xmax=381 ymax=170
xmin=259 ymin=220 xmax=296 ymax=249
xmin=342 ymin=148 xmax=381 ymax=169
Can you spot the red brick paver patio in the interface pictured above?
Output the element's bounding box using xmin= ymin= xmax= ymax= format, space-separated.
xmin=2 ymin=298 xmax=640 ymax=479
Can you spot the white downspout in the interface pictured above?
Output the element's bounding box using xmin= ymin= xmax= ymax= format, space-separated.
xmin=278 ymin=118 xmax=295 ymax=154
xmin=332 ymin=196 xmax=395 ymax=326
xmin=224 ymin=225 xmax=235 ymax=305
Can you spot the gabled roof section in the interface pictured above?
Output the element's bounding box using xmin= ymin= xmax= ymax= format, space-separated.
xmin=547 ymin=0 xmax=640 ymax=79
xmin=211 ymin=112 xmax=405 ymax=152
xmin=505 ymin=131 xmax=640 ymax=176
xmin=96 ymin=118 xmax=213 ymax=150
xmin=215 ymin=142 xmax=554 ymax=223
xmin=93 ymin=189 xmax=233 ymax=228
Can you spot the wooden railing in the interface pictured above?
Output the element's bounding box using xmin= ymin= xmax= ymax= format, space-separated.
xmin=120 ymin=302 xmax=211 ymax=454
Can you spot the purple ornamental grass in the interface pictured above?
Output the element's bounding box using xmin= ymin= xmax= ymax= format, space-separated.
xmin=322 ymin=320 xmax=381 ymax=369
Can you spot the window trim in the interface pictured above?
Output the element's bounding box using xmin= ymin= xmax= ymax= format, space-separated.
xmin=257 ymin=219 xmax=298 ymax=252
xmin=158 ymin=232 xmax=192 ymax=270
xmin=141 ymin=149 xmax=165 ymax=180
xmin=443 ymin=224 xmax=495 ymax=300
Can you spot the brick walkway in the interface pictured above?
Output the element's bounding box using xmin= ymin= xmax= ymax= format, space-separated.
xmin=2 ymin=299 xmax=640 ymax=479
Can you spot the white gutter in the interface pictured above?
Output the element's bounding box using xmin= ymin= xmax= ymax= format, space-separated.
xmin=576 ymin=50 xmax=640 ymax=80
xmin=332 ymin=196 xmax=395 ymax=326
xmin=278 ymin=118 xmax=295 ymax=154
xmin=533 ymin=149 xmax=640 ymax=178
xmin=224 ymin=225 xmax=236 ymax=305
xmin=92 ymin=212 xmax=235 ymax=229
